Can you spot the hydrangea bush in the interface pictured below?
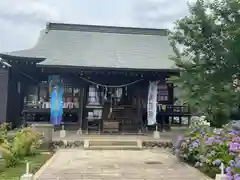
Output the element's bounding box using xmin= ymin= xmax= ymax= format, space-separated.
xmin=190 ymin=116 xmax=210 ymax=129
xmin=176 ymin=119 xmax=240 ymax=179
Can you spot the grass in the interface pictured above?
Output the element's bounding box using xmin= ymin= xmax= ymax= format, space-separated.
xmin=0 ymin=153 xmax=52 ymax=180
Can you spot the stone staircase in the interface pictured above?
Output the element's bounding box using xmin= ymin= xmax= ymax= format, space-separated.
xmin=83 ymin=139 xmax=142 ymax=150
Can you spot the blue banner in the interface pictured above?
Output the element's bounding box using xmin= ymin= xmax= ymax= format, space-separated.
xmin=49 ymin=75 xmax=63 ymax=125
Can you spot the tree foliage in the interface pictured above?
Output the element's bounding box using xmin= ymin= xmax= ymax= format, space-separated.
xmin=169 ymin=0 xmax=240 ymax=127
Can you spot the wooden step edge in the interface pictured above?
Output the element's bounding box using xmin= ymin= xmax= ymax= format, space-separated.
xmin=89 ymin=143 xmax=138 ymax=146
xmin=84 ymin=146 xmax=142 ymax=150
xmin=86 ymin=139 xmax=141 ymax=142
xmin=88 ymin=141 xmax=141 ymax=146
xmin=84 ymin=140 xmax=142 ymax=148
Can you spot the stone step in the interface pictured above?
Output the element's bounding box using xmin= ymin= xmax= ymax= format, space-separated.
xmin=84 ymin=145 xmax=142 ymax=150
xmin=84 ymin=139 xmax=142 ymax=150
xmin=89 ymin=140 xmax=138 ymax=146
xmin=54 ymin=124 xmax=79 ymax=131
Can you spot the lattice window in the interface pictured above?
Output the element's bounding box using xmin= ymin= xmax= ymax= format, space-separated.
xmin=157 ymin=84 xmax=169 ymax=102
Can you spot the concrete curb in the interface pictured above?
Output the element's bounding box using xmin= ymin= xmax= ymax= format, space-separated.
xmin=184 ymin=164 xmax=213 ymax=180
xmin=33 ymin=150 xmax=60 ymax=180
xmin=158 ymin=150 xmax=213 ymax=180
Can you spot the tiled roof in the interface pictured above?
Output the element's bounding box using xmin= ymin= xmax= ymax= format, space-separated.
xmin=0 ymin=23 xmax=176 ymax=70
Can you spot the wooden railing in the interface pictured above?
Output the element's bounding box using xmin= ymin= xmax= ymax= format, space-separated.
xmin=157 ymin=104 xmax=191 ymax=127
xmin=157 ymin=104 xmax=190 ymax=115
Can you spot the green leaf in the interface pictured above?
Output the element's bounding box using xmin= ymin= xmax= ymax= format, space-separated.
xmin=170 ymin=0 xmax=240 ymax=127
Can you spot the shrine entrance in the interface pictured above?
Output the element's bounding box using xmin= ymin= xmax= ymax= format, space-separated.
xmin=82 ymin=78 xmax=146 ymax=134
xmin=20 ymin=67 xmax=187 ymax=133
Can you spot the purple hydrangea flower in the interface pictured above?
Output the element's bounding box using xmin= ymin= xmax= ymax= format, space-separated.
xmin=225 ymin=166 xmax=232 ymax=176
xmin=212 ymin=159 xmax=221 ymax=166
xmin=233 ymin=163 xmax=240 ymax=168
xmin=205 ymin=138 xmax=213 ymax=145
xmin=229 ymin=142 xmax=240 ymax=152
xmin=229 ymin=130 xmax=240 ymax=136
xmin=235 ymin=156 xmax=240 ymax=162
xmin=191 ymin=141 xmax=199 ymax=148
xmin=228 ymin=160 xmax=235 ymax=167
xmin=226 ymin=175 xmax=233 ymax=180
xmin=232 ymin=137 xmax=240 ymax=143
xmin=234 ymin=174 xmax=240 ymax=180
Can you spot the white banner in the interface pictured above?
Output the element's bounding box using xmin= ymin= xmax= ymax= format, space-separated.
xmin=147 ymin=81 xmax=158 ymax=125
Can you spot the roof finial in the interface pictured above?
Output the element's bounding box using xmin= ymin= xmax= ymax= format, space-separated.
xmin=45 ymin=22 xmax=51 ymax=34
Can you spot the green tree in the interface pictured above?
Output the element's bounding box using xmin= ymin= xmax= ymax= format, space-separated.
xmin=169 ymin=0 xmax=240 ymax=127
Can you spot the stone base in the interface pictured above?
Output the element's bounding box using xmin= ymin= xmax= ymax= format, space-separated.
xmin=215 ymin=174 xmax=228 ymax=180
xmin=83 ymin=140 xmax=89 ymax=149
xmin=76 ymin=128 xmax=82 ymax=135
xmin=20 ymin=173 xmax=33 ymax=180
xmin=142 ymin=141 xmax=173 ymax=149
xmin=39 ymin=141 xmax=51 ymax=150
xmin=49 ymin=140 xmax=173 ymax=149
xmin=137 ymin=140 xmax=143 ymax=149
xmin=50 ymin=140 xmax=84 ymax=149
xmin=153 ymin=131 xmax=160 ymax=139
xmin=60 ymin=130 xmax=66 ymax=138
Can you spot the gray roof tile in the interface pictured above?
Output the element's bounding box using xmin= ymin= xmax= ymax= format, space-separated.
xmin=1 ymin=23 xmax=176 ymax=70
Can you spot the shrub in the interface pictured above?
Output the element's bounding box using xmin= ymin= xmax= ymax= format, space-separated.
xmin=11 ymin=127 xmax=41 ymax=158
xmin=0 ymin=123 xmax=18 ymax=167
xmin=177 ymin=123 xmax=240 ymax=179
xmin=0 ymin=125 xmax=41 ymax=168
xmin=0 ymin=141 xmax=18 ymax=167
xmin=0 ymin=123 xmax=8 ymax=143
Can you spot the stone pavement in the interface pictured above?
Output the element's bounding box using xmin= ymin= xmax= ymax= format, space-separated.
xmin=35 ymin=149 xmax=212 ymax=180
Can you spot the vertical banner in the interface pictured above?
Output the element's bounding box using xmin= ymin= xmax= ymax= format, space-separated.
xmin=49 ymin=75 xmax=63 ymax=125
xmin=147 ymin=81 xmax=158 ymax=125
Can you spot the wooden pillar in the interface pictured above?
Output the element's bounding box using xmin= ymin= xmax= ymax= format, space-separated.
xmin=136 ymin=89 xmax=142 ymax=132
xmin=82 ymin=85 xmax=88 ymax=132
xmin=6 ymin=70 xmax=23 ymax=128
xmin=78 ymin=87 xmax=85 ymax=130
xmin=168 ymin=83 xmax=174 ymax=104
xmin=0 ymin=68 xmax=9 ymax=124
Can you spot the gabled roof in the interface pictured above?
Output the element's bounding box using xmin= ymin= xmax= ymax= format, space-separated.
xmin=0 ymin=22 xmax=176 ymax=70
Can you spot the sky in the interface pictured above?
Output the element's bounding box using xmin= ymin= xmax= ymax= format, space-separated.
xmin=0 ymin=0 xmax=190 ymax=53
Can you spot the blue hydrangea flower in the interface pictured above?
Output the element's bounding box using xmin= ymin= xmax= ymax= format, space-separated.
xmin=225 ymin=166 xmax=232 ymax=176
xmin=228 ymin=160 xmax=235 ymax=167
xmin=212 ymin=159 xmax=221 ymax=166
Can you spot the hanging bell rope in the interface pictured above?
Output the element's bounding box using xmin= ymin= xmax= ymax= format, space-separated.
xmin=78 ymin=76 xmax=143 ymax=88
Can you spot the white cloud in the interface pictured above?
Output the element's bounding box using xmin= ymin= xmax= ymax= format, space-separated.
xmin=0 ymin=0 xmax=60 ymax=24
xmin=0 ymin=0 xmax=189 ymax=52
xmin=133 ymin=0 xmax=189 ymax=29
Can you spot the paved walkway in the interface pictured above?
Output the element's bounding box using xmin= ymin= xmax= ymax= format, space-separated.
xmin=35 ymin=149 xmax=211 ymax=180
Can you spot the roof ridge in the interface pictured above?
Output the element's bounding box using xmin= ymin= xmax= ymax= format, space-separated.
xmin=46 ymin=22 xmax=168 ymax=36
